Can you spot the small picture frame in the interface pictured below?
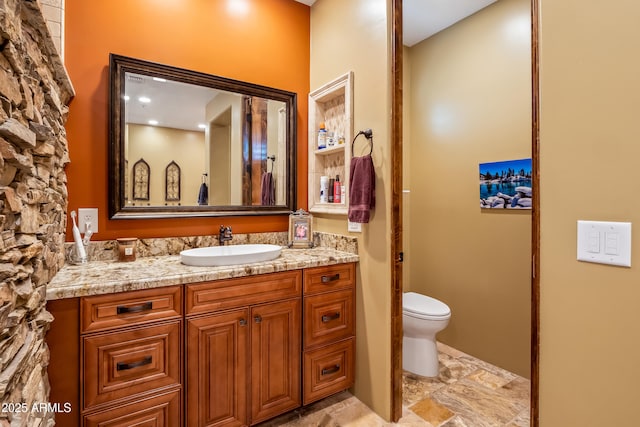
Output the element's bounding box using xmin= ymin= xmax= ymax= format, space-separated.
xmin=288 ymin=209 xmax=314 ymax=248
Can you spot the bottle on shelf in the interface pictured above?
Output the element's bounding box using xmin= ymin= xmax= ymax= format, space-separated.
xmin=317 ymin=122 xmax=327 ymax=150
xmin=334 ymin=175 xmax=341 ymax=203
xmin=320 ymin=176 xmax=329 ymax=203
xmin=329 ymin=178 xmax=335 ymax=203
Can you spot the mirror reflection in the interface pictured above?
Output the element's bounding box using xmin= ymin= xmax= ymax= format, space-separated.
xmin=109 ymin=54 xmax=297 ymax=219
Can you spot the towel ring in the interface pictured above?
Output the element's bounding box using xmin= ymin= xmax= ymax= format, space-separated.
xmin=351 ymin=129 xmax=373 ymax=157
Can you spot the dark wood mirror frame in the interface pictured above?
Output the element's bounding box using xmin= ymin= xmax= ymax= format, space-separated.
xmin=108 ymin=54 xmax=297 ymax=219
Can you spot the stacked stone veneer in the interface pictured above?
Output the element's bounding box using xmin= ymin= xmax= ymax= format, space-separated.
xmin=0 ymin=0 xmax=73 ymax=425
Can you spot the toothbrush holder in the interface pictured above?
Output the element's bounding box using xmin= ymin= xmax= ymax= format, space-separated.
xmin=67 ymin=242 xmax=89 ymax=265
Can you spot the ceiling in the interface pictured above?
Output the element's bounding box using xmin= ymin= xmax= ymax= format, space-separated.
xmin=295 ymin=0 xmax=497 ymax=46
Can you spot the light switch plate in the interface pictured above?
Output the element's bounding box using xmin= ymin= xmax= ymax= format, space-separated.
xmin=577 ymin=220 xmax=631 ymax=267
xmin=78 ymin=208 xmax=99 ymax=234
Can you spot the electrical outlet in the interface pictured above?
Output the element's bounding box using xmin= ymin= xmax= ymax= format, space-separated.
xmin=78 ymin=208 xmax=98 ymax=234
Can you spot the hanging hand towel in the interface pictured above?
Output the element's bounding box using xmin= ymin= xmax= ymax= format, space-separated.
xmin=197 ymin=182 xmax=208 ymax=205
xmin=348 ymin=154 xmax=375 ymax=223
xmin=261 ymin=172 xmax=275 ymax=205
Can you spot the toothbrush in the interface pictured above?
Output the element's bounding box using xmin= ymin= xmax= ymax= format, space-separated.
xmin=70 ymin=210 xmax=87 ymax=262
xmin=83 ymin=222 xmax=94 ymax=245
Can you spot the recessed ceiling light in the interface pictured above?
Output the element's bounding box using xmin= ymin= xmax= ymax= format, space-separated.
xmin=228 ymin=0 xmax=249 ymax=15
xmin=198 ymin=124 xmax=207 ymax=129
xmin=139 ymin=96 xmax=151 ymax=103
xmin=148 ymin=120 xmax=158 ymax=125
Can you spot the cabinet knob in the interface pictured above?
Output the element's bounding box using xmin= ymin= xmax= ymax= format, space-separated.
xmin=254 ymin=315 xmax=262 ymax=324
xmin=239 ymin=318 xmax=247 ymax=326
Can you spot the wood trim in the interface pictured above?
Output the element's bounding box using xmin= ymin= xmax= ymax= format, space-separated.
xmin=530 ymin=0 xmax=541 ymax=425
xmin=390 ymin=0 xmax=404 ymax=422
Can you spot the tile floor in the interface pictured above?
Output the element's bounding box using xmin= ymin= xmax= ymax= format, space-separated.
xmin=257 ymin=342 xmax=530 ymax=426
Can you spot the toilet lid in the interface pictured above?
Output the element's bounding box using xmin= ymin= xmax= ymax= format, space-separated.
xmin=403 ymin=292 xmax=451 ymax=318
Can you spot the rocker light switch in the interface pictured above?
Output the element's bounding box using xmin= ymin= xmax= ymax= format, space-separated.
xmin=577 ymin=220 xmax=631 ymax=267
xmin=587 ymin=230 xmax=600 ymax=253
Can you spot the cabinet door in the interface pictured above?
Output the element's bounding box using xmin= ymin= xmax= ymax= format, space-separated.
xmin=250 ymin=299 xmax=301 ymax=424
xmin=82 ymin=320 xmax=181 ymax=410
xmin=187 ymin=309 xmax=249 ymax=427
xmin=304 ymin=289 xmax=355 ymax=349
xmin=83 ymin=388 xmax=180 ymax=427
xmin=303 ymin=338 xmax=355 ymax=405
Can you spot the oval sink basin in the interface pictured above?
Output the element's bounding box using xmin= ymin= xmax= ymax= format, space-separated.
xmin=180 ymin=244 xmax=282 ymax=267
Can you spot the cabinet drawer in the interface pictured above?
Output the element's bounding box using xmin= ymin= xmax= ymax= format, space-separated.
xmin=304 ymin=289 xmax=354 ymax=349
xmin=303 ymin=338 xmax=355 ymax=405
xmin=186 ymin=270 xmax=301 ymax=315
xmin=83 ymin=388 xmax=181 ymax=427
xmin=83 ymin=320 xmax=181 ymax=410
xmin=81 ymin=286 xmax=182 ymax=333
xmin=303 ymin=263 xmax=355 ymax=295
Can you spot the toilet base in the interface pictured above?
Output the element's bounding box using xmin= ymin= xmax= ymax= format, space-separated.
xmin=403 ymin=336 xmax=439 ymax=377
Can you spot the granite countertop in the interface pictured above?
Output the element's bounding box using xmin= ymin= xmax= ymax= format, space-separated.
xmin=47 ymin=247 xmax=359 ymax=300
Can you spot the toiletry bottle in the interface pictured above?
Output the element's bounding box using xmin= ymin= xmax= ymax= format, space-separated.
xmin=320 ymin=176 xmax=329 ymax=203
xmin=334 ymin=175 xmax=341 ymax=203
xmin=327 ymin=131 xmax=335 ymax=147
xmin=317 ymin=122 xmax=327 ymax=150
xmin=341 ymin=180 xmax=346 ymax=203
xmin=329 ymin=178 xmax=335 ymax=203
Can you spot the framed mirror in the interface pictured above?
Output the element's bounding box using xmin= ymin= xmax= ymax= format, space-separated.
xmin=108 ymin=54 xmax=297 ymax=219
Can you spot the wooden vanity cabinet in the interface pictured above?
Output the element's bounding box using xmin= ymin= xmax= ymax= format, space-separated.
xmin=302 ymin=263 xmax=356 ymax=405
xmin=47 ymin=263 xmax=356 ymax=426
xmin=185 ymin=270 xmax=302 ymax=427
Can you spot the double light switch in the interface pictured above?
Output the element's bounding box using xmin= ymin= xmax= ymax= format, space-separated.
xmin=577 ymin=220 xmax=631 ymax=267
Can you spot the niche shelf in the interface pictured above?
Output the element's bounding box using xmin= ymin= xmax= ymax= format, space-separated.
xmin=308 ymin=71 xmax=353 ymax=215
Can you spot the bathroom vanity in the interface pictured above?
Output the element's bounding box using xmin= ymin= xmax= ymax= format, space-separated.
xmin=46 ymin=246 xmax=357 ymax=427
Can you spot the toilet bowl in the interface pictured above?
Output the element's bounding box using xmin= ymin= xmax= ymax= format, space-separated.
xmin=403 ymin=291 xmax=451 ymax=377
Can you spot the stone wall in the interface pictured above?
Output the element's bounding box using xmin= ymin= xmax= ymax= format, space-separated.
xmin=0 ymin=0 xmax=73 ymax=425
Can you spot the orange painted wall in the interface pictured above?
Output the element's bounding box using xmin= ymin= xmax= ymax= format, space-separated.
xmin=64 ymin=0 xmax=309 ymax=240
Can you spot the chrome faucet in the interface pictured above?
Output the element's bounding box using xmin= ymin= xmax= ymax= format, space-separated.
xmin=219 ymin=225 xmax=233 ymax=245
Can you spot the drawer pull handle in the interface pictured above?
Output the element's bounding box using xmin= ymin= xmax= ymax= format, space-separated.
xmin=321 ymin=273 xmax=340 ymax=283
xmin=321 ymin=364 xmax=340 ymax=376
xmin=116 ymin=356 xmax=152 ymax=371
xmin=254 ymin=315 xmax=262 ymax=324
xmin=321 ymin=312 xmax=341 ymax=323
xmin=239 ymin=318 xmax=247 ymax=326
xmin=117 ymin=301 xmax=153 ymax=315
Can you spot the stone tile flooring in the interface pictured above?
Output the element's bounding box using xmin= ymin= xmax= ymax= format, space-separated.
xmin=257 ymin=342 xmax=530 ymax=426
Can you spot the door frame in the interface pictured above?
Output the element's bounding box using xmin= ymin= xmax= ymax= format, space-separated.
xmin=389 ymin=0 xmax=541 ymax=425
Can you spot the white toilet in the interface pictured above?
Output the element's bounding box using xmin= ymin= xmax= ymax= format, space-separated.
xmin=403 ymin=291 xmax=451 ymax=377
